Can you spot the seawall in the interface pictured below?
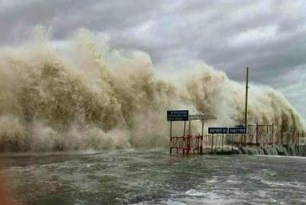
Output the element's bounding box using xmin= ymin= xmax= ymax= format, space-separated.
xmin=236 ymin=145 xmax=306 ymax=156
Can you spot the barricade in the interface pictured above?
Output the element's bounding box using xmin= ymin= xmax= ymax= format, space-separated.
xmin=170 ymin=134 xmax=203 ymax=154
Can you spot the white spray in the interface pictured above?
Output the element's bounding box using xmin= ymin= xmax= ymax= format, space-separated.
xmin=0 ymin=28 xmax=304 ymax=152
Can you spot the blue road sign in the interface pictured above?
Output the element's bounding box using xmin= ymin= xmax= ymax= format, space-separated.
xmin=167 ymin=110 xmax=189 ymax=121
xmin=229 ymin=127 xmax=246 ymax=134
xmin=208 ymin=127 xmax=228 ymax=134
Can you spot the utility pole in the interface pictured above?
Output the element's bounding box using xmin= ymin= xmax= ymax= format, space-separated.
xmin=244 ymin=67 xmax=249 ymax=145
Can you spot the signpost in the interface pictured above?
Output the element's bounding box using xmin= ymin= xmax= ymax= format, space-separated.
xmin=207 ymin=126 xmax=246 ymax=152
xmin=167 ymin=110 xmax=189 ymax=138
xmin=167 ymin=110 xmax=189 ymax=121
xmin=208 ymin=127 xmax=228 ymax=134
xmin=208 ymin=127 xmax=228 ymax=153
xmin=229 ymin=127 xmax=246 ymax=134
xmin=229 ymin=126 xmax=246 ymax=150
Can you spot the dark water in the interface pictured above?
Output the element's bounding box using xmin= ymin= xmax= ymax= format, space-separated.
xmin=1 ymin=149 xmax=306 ymax=205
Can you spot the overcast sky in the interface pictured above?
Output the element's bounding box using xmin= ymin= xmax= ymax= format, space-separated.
xmin=0 ymin=0 xmax=305 ymax=119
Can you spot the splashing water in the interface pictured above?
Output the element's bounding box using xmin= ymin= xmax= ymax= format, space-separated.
xmin=0 ymin=28 xmax=304 ymax=152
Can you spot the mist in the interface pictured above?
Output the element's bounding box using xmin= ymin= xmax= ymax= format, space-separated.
xmin=0 ymin=28 xmax=304 ymax=152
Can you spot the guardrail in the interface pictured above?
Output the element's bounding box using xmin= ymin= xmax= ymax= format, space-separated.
xmin=169 ymin=131 xmax=306 ymax=155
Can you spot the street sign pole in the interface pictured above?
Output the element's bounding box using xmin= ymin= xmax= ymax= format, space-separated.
xmin=189 ymin=120 xmax=191 ymax=136
xmin=170 ymin=121 xmax=172 ymax=138
xmin=183 ymin=121 xmax=186 ymax=136
xmin=211 ymin=134 xmax=214 ymax=153
xmin=222 ymin=134 xmax=224 ymax=152
xmin=201 ymin=120 xmax=204 ymax=137
xmin=231 ymin=134 xmax=234 ymax=151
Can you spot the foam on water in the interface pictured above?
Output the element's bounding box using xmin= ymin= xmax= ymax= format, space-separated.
xmin=2 ymin=151 xmax=306 ymax=204
xmin=185 ymin=189 xmax=206 ymax=197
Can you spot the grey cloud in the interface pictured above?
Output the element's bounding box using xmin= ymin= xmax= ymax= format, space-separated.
xmin=0 ymin=0 xmax=162 ymax=43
